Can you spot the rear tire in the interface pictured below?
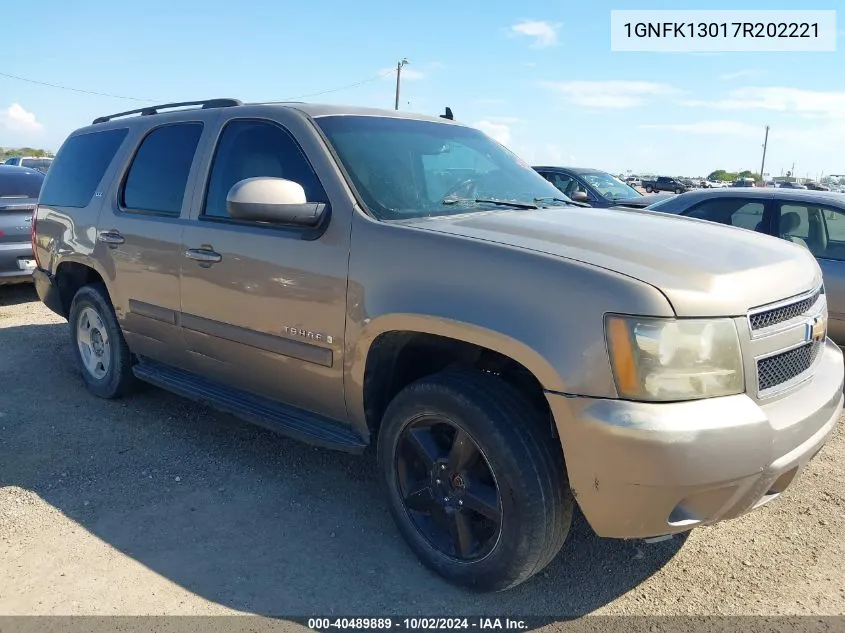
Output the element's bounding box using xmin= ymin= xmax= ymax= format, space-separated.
xmin=645 ymin=186 xmax=653 ymax=193
xmin=68 ymin=283 xmax=138 ymax=399
xmin=377 ymin=368 xmax=573 ymax=592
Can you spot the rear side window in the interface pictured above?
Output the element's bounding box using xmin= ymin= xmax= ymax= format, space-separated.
xmin=121 ymin=123 xmax=203 ymax=216
xmin=0 ymin=170 xmax=45 ymax=198
xmin=39 ymin=128 xmax=128 ymax=208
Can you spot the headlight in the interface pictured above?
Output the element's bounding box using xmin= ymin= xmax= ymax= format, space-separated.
xmin=605 ymin=315 xmax=744 ymax=401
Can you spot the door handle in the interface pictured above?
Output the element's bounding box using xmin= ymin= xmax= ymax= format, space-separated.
xmin=97 ymin=230 xmax=125 ymax=246
xmin=185 ymin=248 xmax=222 ymax=264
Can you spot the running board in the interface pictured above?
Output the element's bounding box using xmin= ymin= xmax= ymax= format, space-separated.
xmin=132 ymin=360 xmax=368 ymax=453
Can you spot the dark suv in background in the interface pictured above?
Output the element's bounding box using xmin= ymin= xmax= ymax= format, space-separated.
xmin=643 ymin=176 xmax=691 ymax=194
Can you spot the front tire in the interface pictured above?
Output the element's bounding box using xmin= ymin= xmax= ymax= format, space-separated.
xmin=377 ymin=368 xmax=573 ymax=592
xmin=68 ymin=283 xmax=138 ymax=399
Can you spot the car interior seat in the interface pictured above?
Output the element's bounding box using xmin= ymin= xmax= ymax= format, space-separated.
xmin=780 ymin=212 xmax=810 ymax=249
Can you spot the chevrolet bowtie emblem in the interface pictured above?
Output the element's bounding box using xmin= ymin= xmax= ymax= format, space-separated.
xmin=807 ymin=315 xmax=827 ymax=343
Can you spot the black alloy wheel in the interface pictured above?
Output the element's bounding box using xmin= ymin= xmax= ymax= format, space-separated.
xmin=395 ymin=416 xmax=501 ymax=561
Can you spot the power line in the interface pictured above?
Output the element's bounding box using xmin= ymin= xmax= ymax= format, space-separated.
xmin=280 ymin=68 xmax=396 ymax=101
xmin=1 ymin=66 xmax=399 ymax=105
xmin=0 ymin=71 xmax=156 ymax=102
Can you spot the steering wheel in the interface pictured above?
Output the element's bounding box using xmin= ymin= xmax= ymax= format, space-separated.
xmin=441 ymin=178 xmax=478 ymax=201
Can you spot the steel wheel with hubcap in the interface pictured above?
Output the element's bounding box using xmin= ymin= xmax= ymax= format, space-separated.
xmin=396 ymin=416 xmax=502 ymax=562
xmin=378 ymin=368 xmax=574 ymax=592
xmin=68 ymin=283 xmax=139 ymax=399
xmin=76 ymin=306 xmax=111 ymax=380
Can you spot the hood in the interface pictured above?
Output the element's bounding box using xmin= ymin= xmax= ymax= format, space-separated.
xmin=403 ymin=207 xmax=821 ymax=317
xmin=608 ymin=193 xmax=672 ymax=209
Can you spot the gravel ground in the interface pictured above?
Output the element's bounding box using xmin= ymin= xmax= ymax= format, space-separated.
xmin=1 ymin=284 xmax=844 ymax=625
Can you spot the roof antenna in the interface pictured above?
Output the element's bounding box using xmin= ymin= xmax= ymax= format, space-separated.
xmin=440 ymin=107 xmax=454 ymax=120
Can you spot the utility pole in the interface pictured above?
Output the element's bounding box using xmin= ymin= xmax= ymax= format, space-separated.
xmin=759 ymin=125 xmax=769 ymax=184
xmin=394 ymin=58 xmax=409 ymax=110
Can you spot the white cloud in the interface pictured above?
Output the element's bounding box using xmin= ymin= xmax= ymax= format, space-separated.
xmin=542 ymin=80 xmax=681 ymax=108
xmin=473 ymin=120 xmax=511 ymax=146
xmin=0 ymin=103 xmax=43 ymax=133
xmin=682 ymin=87 xmax=845 ymax=118
xmin=509 ymin=20 xmax=561 ymax=48
xmin=719 ymin=69 xmax=762 ymax=81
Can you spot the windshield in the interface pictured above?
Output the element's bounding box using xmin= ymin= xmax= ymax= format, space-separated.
xmin=580 ymin=172 xmax=642 ymax=201
xmin=0 ymin=170 xmax=44 ymax=198
xmin=314 ymin=115 xmax=570 ymax=220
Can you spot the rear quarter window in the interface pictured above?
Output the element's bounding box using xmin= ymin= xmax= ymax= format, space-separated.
xmin=39 ymin=128 xmax=129 ymax=208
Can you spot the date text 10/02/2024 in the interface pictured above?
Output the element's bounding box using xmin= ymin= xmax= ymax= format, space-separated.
xmin=623 ymin=22 xmax=819 ymax=39
xmin=307 ymin=618 xmax=529 ymax=631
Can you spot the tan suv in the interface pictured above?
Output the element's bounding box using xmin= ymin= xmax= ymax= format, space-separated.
xmin=31 ymin=98 xmax=843 ymax=591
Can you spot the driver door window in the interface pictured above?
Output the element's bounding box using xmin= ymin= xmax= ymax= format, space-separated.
xmin=203 ymin=120 xmax=327 ymax=220
xmin=542 ymin=172 xmax=582 ymax=198
xmin=781 ymin=202 xmax=845 ymax=261
xmin=776 ymin=203 xmax=815 ymax=251
xmin=686 ymin=198 xmax=766 ymax=231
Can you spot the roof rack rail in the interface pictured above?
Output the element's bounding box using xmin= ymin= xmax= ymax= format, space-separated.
xmin=92 ymin=98 xmax=242 ymax=124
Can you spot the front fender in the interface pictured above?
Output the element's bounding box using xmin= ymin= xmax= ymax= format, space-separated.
xmin=344 ymin=312 xmax=565 ymax=432
xmin=343 ymin=211 xmax=675 ymax=433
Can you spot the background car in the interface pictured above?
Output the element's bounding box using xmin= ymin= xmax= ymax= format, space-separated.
xmin=806 ymin=182 xmax=830 ymax=191
xmin=641 ymin=176 xmax=691 ymax=194
xmin=533 ymin=166 xmax=645 ymax=208
xmin=779 ymin=181 xmax=808 ymax=190
xmin=3 ymin=156 xmax=53 ymax=173
xmin=0 ymin=165 xmax=44 ymax=285
xmin=643 ymin=188 xmax=845 ymax=343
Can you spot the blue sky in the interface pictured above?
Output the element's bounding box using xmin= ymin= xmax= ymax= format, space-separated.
xmin=2 ymin=0 xmax=843 ymax=178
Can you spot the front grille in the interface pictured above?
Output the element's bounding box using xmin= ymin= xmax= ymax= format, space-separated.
xmin=757 ymin=342 xmax=822 ymax=392
xmin=749 ymin=288 xmax=822 ymax=331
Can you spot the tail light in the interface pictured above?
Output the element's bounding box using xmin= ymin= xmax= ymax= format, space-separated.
xmin=30 ymin=206 xmax=40 ymax=269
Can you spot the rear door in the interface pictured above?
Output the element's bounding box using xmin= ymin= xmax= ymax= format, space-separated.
xmin=95 ymin=119 xmax=211 ymax=369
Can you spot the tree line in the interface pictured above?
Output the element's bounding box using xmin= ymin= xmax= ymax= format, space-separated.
xmin=706 ymin=169 xmax=761 ymax=182
xmin=0 ymin=147 xmax=53 ymax=160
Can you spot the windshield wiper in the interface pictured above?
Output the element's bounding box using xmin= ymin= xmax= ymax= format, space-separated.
xmin=441 ymin=197 xmax=539 ymax=210
xmin=533 ymin=196 xmax=591 ymax=208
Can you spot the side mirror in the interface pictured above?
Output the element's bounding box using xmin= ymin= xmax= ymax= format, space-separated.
xmin=226 ymin=177 xmax=327 ymax=227
xmin=569 ymin=190 xmax=589 ymax=203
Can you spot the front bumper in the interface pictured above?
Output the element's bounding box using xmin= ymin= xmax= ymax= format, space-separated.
xmin=548 ymin=339 xmax=843 ymax=539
